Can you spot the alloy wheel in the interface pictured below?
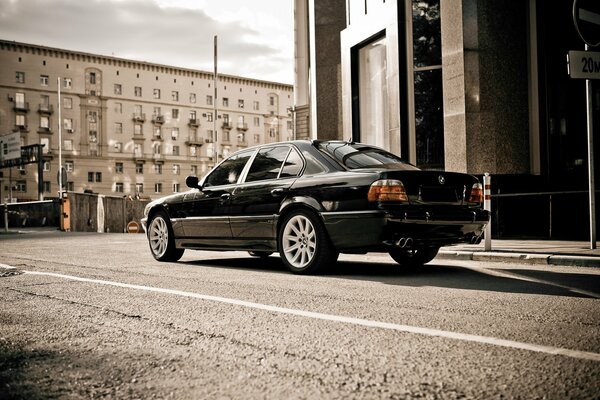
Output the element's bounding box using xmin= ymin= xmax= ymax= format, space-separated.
xmin=282 ymin=214 xmax=316 ymax=269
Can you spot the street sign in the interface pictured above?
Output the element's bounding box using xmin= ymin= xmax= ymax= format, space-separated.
xmin=0 ymin=132 xmax=21 ymax=162
xmin=573 ymin=0 xmax=600 ymax=47
xmin=568 ymin=50 xmax=600 ymax=79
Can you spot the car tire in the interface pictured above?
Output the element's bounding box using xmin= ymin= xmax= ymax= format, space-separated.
xmin=278 ymin=209 xmax=338 ymax=274
xmin=147 ymin=211 xmax=184 ymax=262
xmin=248 ymin=251 xmax=273 ymax=258
xmin=389 ymin=246 xmax=439 ymax=268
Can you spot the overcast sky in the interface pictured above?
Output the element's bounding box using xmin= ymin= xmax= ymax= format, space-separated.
xmin=0 ymin=0 xmax=294 ymax=84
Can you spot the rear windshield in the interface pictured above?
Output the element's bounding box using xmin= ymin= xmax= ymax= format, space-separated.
xmin=316 ymin=142 xmax=419 ymax=170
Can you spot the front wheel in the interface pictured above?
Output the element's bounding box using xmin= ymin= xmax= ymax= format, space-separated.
xmin=389 ymin=246 xmax=439 ymax=268
xmin=278 ymin=210 xmax=338 ymax=274
xmin=148 ymin=211 xmax=184 ymax=262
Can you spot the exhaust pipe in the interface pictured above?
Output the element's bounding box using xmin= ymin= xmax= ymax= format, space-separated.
xmin=405 ymin=238 xmax=413 ymax=248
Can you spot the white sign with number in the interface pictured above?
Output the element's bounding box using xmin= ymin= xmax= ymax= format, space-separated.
xmin=568 ymin=50 xmax=600 ymax=79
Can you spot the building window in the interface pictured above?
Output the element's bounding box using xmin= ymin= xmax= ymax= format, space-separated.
xmin=171 ymin=127 xmax=179 ymax=140
xmin=253 ymin=100 xmax=260 ymax=110
xmin=153 ymin=88 xmax=161 ymax=99
xmin=238 ymin=99 xmax=244 ymax=108
xmin=40 ymin=75 xmax=49 ymax=86
xmin=95 ymin=172 xmax=102 ymax=182
xmin=114 ymin=102 xmax=122 ymax=113
xmin=191 ymin=165 xmax=198 ymax=175
xmin=66 ymin=182 xmax=74 ymax=191
xmin=115 ymin=162 xmax=124 ymax=173
xmin=16 ymin=114 xmax=26 ymax=127
xmin=115 ymin=182 xmax=124 ymax=193
xmin=115 ymin=122 xmax=122 ymax=134
xmin=134 ymin=143 xmax=143 ymax=158
xmin=173 ymin=164 xmax=180 ymax=175
xmin=154 ymin=183 xmax=162 ymax=193
xmin=114 ymin=84 xmax=122 ymax=95
xmin=63 ymin=78 xmax=72 ymax=89
xmin=172 ymin=109 xmax=179 ymax=119
xmin=173 ymin=145 xmax=180 ymax=156
xmin=89 ymin=72 xmax=96 ymax=84
xmin=222 ymin=97 xmax=229 ymax=107
xmin=190 ymin=93 xmax=196 ymax=103
xmin=16 ymin=71 xmax=25 ymax=83
xmin=114 ymin=142 xmax=122 ymax=152
xmin=134 ymin=123 xmax=143 ymax=136
xmin=206 ymin=95 xmax=213 ymax=105
xmin=207 ymin=112 xmax=213 ymax=122
xmin=87 ymin=172 xmax=94 ymax=182
xmin=136 ymin=163 xmax=144 ymax=174
xmin=254 ymin=134 xmax=260 ymax=143
xmin=15 ymin=181 xmax=27 ymax=192
xmin=43 ymin=181 xmax=51 ymax=193
xmin=63 ymin=97 xmax=73 ymax=109
xmin=412 ymin=0 xmax=443 ymax=169
xmin=136 ymin=183 xmax=144 ymax=193
xmin=190 ymin=146 xmax=197 ymax=157
xmin=134 ymin=86 xmax=142 ymax=97
xmin=173 ymin=183 xmax=180 ymax=193
xmin=43 ymin=161 xmax=51 ymax=172
xmin=65 ymin=161 xmax=74 ymax=172
xmin=64 ymin=118 xmax=73 ymax=132
xmin=64 ymin=139 xmax=73 ymax=151
xmin=172 ymin=91 xmax=179 ymax=101
xmin=153 ymin=164 xmax=162 ymax=174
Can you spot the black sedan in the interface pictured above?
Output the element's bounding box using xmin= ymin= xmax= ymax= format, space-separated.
xmin=142 ymin=140 xmax=489 ymax=274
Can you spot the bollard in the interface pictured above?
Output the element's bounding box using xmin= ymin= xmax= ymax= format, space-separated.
xmin=484 ymin=173 xmax=492 ymax=251
xmin=3 ymin=203 xmax=7 ymax=233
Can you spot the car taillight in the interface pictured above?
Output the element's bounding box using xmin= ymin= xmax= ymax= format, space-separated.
xmin=368 ymin=179 xmax=408 ymax=202
xmin=469 ymin=183 xmax=483 ymax=203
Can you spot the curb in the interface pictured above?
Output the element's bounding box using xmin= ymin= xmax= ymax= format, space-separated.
xmin=438 ymin=250 xmax=600 ymax=268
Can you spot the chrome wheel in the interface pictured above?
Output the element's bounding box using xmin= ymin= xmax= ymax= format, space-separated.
xmin=147 ymin=211 xmax=184 ymax=262
xmin=149 ymin=216 xmax=169 ymax=258
xmin=282 ymin=214 xmax=317 ymax=269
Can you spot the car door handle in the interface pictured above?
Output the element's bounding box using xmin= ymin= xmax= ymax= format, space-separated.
xmin=220 ymin=193 xmax=231 ymax=202
xmin=271 ymin=188 xmax=285 ymax=197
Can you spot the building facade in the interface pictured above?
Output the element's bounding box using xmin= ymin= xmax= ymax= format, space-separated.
xmin=295 ymin=0 xmax=600 ymax=239
xmin=0 ymin=40 xmax=294 ymax=201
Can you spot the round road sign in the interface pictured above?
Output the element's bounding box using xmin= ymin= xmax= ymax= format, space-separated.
xmin=573 ymin=0 xmax=600 ymax=47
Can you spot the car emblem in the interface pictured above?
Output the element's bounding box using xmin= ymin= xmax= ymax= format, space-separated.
xmin=438 ymin=175 xmax=445 ymax=185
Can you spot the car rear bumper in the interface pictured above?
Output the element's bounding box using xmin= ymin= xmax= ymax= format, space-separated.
xmin=321 ymin=208 xmax=489 ymax=252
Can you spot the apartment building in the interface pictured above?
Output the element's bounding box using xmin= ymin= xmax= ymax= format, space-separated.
xmin=0 ymin=40 xmax=294 ymax=201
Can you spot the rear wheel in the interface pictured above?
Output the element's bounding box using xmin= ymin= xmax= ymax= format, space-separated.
xmin=148 ymin=211 xmax=184 ymax=262
xmin=389 ymin=246 xmax=439 ymax=268
xmin=279 ymin=209 xmax=338 ymax=274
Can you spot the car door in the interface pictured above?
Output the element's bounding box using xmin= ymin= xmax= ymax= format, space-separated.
xmin=229 ymin=145 xmax=304 ymax=243
xmin=183 ymin=149 xmax=255 ymax=244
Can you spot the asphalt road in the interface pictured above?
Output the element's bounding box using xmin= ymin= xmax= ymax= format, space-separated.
xmin=1 ymin=232 xmax=599 ymax=399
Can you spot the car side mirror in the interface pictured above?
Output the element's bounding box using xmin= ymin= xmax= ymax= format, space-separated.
xmin=185 ymin=175 xmax=200 ymax=189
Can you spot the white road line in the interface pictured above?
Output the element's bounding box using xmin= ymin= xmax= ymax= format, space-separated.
xmin=3 ymin=266 xmax=599 ymax=362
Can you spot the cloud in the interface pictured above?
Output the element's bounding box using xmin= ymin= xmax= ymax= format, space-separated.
xmin=0 ymin=0 xmax=293 ymax=83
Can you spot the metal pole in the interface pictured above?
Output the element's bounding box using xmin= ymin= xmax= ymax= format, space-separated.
xmin=484 ymin=173 xmax=492 ymax=251
xmin=585 ymin=44 xmax=596 ymax=249
xmin=213 ymin=35 xmax=219 ymax=166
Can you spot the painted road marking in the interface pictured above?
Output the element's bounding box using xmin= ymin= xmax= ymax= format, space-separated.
xmin=2 ymin=266 xmax=599 ymax=362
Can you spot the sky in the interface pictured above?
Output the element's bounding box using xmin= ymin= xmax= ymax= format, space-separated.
xmin=0 ymin=0 xmax=294 ymax=84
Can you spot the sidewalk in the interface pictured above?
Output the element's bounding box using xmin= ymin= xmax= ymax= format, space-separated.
xmin=440 ymin=240 xmax=600 ymax=268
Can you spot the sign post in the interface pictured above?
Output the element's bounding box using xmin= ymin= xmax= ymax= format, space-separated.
xmin=572 ymin=0 xmax=599 ymax=249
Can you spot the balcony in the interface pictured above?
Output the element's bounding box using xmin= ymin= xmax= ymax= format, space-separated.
xmin=152 ymin=115 xmax=165 ymax=125
xmin=222 ymin=122 xmax=232 ymax=130
xmin=132 ymin=113 xmax=146 ymax=122
xmin=153 ymin=153 xmax=163 ymax=162
xmin=134 ymin=152 xmax=146 ymax=161
xmin=152 ymin=133 xmax=163 ymax=141
xmin=236 ymin=123 xmax=248 ymax=131
xmin=13 ymin=102 xmax=30 ymax=112
xmin=37 ymin=126 xmax=53 ymax=134
xmin=188 ymin=118 xmax=200 ymax=127
xmin=185 ymin=136 xmax=205 ymax=146
xmin=38 ymin=104 xmax=54 ymax=114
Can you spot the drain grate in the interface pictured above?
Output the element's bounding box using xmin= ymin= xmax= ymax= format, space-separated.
xmin=0 ymin=270 xmax=24 ymax=278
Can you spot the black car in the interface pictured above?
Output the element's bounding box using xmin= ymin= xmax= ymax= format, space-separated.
xmin=142 ymin=140 xmax=489 ymax=274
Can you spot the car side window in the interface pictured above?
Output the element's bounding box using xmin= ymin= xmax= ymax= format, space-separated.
xmin=204 ymin=150 xmax=254 ymax=187
xmin=280 ymin=147 xmax=303 ymax=178
xmin=245 ymin=146 xmax=290 ymax=182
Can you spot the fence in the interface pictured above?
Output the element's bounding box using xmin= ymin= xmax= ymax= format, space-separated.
xmin=2 ymin=193 xmax=150 ymax=233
